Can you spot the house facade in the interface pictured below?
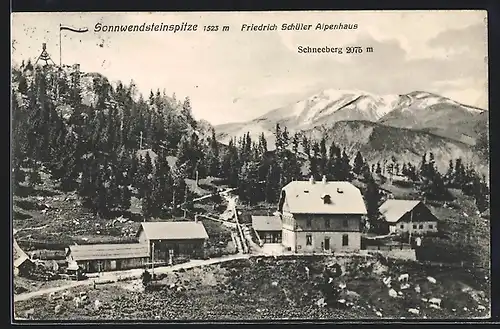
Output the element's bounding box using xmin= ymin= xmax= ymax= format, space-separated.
xmin=137 ymin=220 xmax=209 ymax=264
xmin=251 ymin=215 xmax=282 ymax=244
xmin=379 ymin=200 xmax=438 ymax=235
xmin=65 ymin=243 xmax=150 ymax=273
xmin=278 ymin=176 xmax=367 ymax=253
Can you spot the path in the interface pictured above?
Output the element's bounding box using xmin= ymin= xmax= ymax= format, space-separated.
xmin=175 ymin=187 xmax=238 ymax=209
xmin=14 ymin=253 xmax=250 ymax=303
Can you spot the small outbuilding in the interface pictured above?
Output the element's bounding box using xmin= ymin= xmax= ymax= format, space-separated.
xmin=379 ymin=200 xmax=438 ymax=235
xmin=251 ymin=216 xmax=282 ymax=244
xmin=65 ymin=243 xmax=150 ymax=273
xmin=137 ymin=221 xmax=209 ymax=263
xmin=14 ymin=254 xmax=35 ymax=277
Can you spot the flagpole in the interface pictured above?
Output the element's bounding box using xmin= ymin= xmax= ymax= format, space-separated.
xmin=59 ymin=24 xmax=62 ymax=66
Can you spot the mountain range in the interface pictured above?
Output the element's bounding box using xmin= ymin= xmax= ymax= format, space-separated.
xmin=215 ymin=89 xmax=489 ymax=173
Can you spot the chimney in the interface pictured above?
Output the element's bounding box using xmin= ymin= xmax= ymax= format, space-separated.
xmin=194 ymin=214 xmax=198 ymax=223
xmin=322 ymin=175 xmax=327 ymax=184
xmin=309 ymin=176 xmax=315 ymax=184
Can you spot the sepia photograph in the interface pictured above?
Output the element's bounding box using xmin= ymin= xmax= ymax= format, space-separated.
xmin=11 ymin=10 xmax=490 ymax=321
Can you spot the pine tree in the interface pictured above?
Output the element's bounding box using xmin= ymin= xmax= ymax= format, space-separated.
xmin=265 ymin=162 xmax=280 ymax=203
xmin=339 ymin=149 xmax=352 ymax=181
xmin=375 ymin=162 xmax=382 ymax=175
xmin=326 ymin=141 xmax=341 ymax=180
xmin=206 ymin=128 xmax=220 ymax=177
xmin=309 ymin=142 xmax=320 ymax=180
xmin=365 ymin=174 xmax=386 ymax=234
xmin=302 ymin=135 xmax=310 ymax=158
xmin=453 ymin=158 xmax=466 ymax=188
xmin=353 ymin=151 xmax=365 ymax=176
xmin=181 ymin=96 xmax=197 ymax=129
xmin=120 ymin=185 xmax=132 ymax=212
xmin=444 ymin=160 xmax=454 ymax=186
xmin=419 ymin=153 xmax=429 ymax=179
xmin=238 ymin=161 xmax=262 ymax=205
xmin=258 ymin=132 xmax=268 ymax=156
xmin=319 ymin=137 xmax=328 ymax=176
xmin=274 ymin=123 xmax=283 ymax=152
xmin=291 ymin=132 xmax=300 ymax=155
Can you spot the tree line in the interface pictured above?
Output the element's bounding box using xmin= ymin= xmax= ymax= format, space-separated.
xmin=11 ymin=61 xmax=489 ymax=224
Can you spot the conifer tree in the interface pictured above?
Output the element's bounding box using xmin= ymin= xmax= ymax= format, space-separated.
xmin=365 ymin=174 xmax=386 ymax=234
xmin=302 ymin=135 xmax=310 ymax=158
xmin=258 ymin=132 xmax=268 ymax=156
xmin=375 ymin=162 xmax=382 ymax=175
xmin=206 ymin=128 xmax=220 ymax=177
xmin=353 ymin=151 xmax=365 ymax=176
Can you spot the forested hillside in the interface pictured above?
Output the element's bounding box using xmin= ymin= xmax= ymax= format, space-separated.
xmin=11 ymin=61 xmax=490 ymax=224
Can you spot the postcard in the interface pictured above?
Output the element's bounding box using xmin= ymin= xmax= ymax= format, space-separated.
xmin=11 ymin=10 xmax=490 ymax=322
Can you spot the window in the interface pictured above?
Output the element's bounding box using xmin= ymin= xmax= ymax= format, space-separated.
xmin=342 ymin=234 xmax=349 ymax=246
xmin=418 ymin=224 xmax=423 ymax=229
xmin=325 ymin=219 xmax=330 ymax=228
xmin=400 ymin=224 xmax=404 ymax=229
xmin=343 ymin=219 xmax=349 ymax=227
xmin=428 ymin=224 xmax=434 ymax=229
xmin=413 ymin=224 xmax=417 ymax=229
xmin=306 ymin=235 xmax=312 ymax=246
xmin=324 ymin=237 xmax=330 ymax=250
xmin=306 ymin=219 xmax=312 ymax=228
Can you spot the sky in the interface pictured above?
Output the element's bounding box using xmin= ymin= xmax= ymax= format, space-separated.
xmin=11 ymin=11 xmax=488 ymax=125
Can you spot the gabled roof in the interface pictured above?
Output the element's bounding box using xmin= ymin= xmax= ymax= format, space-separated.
xmin=14 ymin=254 xmax=32 ymax=268
xmin=281 ymin=180 xmax=367 ymax=215
xmin=138 ymin=221 xmax=209 ymax=241
xmin=68 ymin=243 xmax=149 ymax=261
xmin=252 ymin=216 xmax=282 ymax=231
xmin=379 ymin=199 xmax=422 ymax=223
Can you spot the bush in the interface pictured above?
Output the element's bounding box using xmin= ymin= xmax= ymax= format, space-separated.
xmin=392 ymin=180 xmax=414 ymax=188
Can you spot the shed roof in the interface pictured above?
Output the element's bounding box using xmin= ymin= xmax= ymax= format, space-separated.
xmin=138 ymin=221 xmax=209 ymax=241
xmin=14 ymin=254 xmax=32 ymax=268
xmin=379 ymin=200 xmax=422 ymax=223
xmin=281 ymin=180 xmax=367 ymax=215
xmin=252 ymin=216 xmax=282 ymax=231
xmin=67 ymin=243 xmax=149 ymax=261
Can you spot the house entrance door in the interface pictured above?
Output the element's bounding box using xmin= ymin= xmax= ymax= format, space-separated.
xmin=324 ymin=237 xmax=330 ymax=251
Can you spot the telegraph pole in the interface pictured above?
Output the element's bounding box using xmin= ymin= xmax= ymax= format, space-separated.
xmin=59 ymin=24 xmax=62 ymax=66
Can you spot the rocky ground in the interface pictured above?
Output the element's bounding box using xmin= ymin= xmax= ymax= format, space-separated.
xmin=14 ymin=255 xmax=490 ymax=321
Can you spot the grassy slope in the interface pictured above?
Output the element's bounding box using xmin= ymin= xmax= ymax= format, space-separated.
xmin=12 ymin=168 xmax=233 ymax=252
xmin=14 ymin=255 xmax=490 ymax=320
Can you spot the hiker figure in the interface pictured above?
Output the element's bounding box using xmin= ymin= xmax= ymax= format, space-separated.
xmin=141 ymin=269 xmax=151 ymax=287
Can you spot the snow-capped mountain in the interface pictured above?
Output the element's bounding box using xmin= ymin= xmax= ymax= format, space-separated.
xmin=214 ymin=88 xmax=489 ymax=173
xmin=215 ymin=89 xmax=487 ymax=147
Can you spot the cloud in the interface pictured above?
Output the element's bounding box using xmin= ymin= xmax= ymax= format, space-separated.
xmin=11 ymin=11 xmax=488 ymax=124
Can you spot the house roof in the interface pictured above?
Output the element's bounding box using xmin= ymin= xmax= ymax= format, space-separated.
xmin=252 ymin=216 xmax=282 ymax=231
xmin=14 ymin=254 xmax=32 ymax=268
xmin=68 ymin=243 xmax=150 ymax=261
xmin=138 ymin=221 xmax=209 ymax=241
xmin=379 ymin=199 xmax=422 ymax=223
xmin=281 ymin=180 xmax=367 ymax=215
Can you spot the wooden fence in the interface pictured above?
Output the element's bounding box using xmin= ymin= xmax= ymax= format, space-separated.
xmin=365 ymin=243 xmax=412 ymax=251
